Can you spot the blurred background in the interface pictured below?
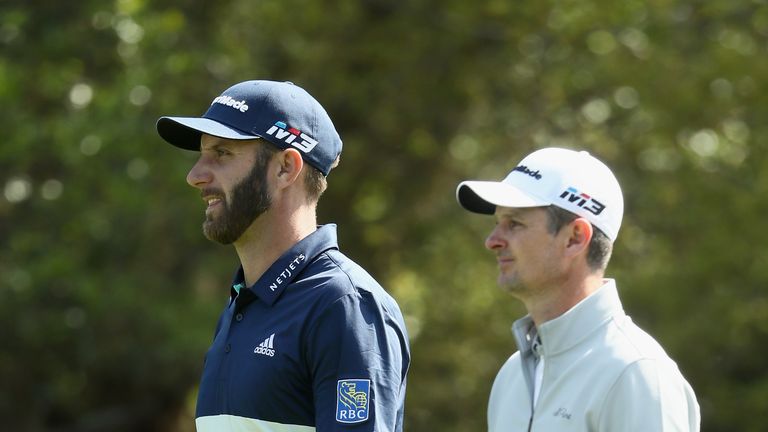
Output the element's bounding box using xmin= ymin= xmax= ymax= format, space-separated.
xmin=1 ymin=0 xmax=767 ymax=431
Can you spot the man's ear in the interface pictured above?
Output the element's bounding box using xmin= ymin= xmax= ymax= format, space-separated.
xmin=274 ymin=148 xmax=304 ymax=188
xmin=564 ymin=217 xmax=593 ymax=258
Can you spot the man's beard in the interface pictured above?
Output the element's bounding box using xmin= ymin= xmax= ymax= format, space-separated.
xmin=202 ymin=149 xmax=273 ymax=244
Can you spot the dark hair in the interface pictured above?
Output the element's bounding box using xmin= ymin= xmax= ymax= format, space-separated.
xmin=304 ymin=165 xmax=327 ymax=202
xmin=303 ymin=155 xmax=339 ymax=202
xmin=545 ymin=205 xmax=613 ymax=271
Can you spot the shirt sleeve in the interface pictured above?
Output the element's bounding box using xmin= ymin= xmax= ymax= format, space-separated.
xmin=306 ymin=292 xmax=407 ymax=432
xmin=598 ymin=359 xmax=701 ymax=432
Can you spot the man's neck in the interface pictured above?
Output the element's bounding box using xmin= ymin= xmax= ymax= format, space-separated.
xmin=524 ymin=272 xmax=605 ymax=327
xmin=233 ymin=207 xmax=317 ymax=287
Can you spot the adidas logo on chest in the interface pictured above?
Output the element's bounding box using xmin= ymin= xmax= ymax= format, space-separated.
xmin=254 ymin=333 xmax=276 ymax=357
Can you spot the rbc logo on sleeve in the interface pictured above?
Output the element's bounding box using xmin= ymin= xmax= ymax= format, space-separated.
xmin=336 ymin=379 xmax=370 ymax=423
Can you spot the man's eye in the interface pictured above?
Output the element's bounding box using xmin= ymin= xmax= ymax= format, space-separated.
xmin=216 ymin=149 xmax=230 ymax=157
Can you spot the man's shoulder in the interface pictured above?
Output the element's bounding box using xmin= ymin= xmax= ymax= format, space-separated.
xmin=496 ymin=351 xmax=523 ymax=376
xmin=301 ymin=249 xmax=402 ymax=313
xmin=602 ymin=315 xmax=678 ymax=366
xmin=309 ymin=249 xmax=385 ymax=293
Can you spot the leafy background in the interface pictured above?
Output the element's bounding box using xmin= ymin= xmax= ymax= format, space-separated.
xmin=1 ymin=0 xmax=766 ymax=431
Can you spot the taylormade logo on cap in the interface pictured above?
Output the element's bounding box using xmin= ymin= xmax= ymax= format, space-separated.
xmin=513 ymin=165 xmax=543 ymax=180
xmin=211 ymin=95 xmax=249 ymax=113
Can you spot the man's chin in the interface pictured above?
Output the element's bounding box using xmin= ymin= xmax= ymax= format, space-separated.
xmin=203 ymin=222 xmax=239 ymax=245
xmin=497 ymin=277 xmax=523 ymax=294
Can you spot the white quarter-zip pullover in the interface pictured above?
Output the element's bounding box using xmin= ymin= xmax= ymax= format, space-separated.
xmin=488 ymin=280 xmax=700 ymax=431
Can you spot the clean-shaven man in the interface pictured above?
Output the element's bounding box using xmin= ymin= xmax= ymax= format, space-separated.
xmin=456 ymin=147 xmax=700 ymax=431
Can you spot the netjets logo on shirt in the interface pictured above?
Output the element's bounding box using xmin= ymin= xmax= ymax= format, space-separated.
xmin=269 ymin=254 xmax=306 ymax=292
xmin=265 ymin=121 xmax=319 ymax=153
xmin=254 ymin=333 xmax=276 ymax=357
xmin=211 ymin=95 xmax=249 ymax=113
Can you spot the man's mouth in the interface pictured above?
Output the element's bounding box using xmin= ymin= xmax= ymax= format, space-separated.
xmin=202 ymin=195 xmax=224 ymax=212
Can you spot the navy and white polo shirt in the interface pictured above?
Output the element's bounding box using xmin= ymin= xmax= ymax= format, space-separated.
xmin=195 ymin=224 xmax=411 ymax=431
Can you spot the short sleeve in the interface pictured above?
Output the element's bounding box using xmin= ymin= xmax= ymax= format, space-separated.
xmin=306 ymin=292 xmax=407 ymax=432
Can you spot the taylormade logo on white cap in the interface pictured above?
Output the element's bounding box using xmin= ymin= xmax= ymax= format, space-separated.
xmin=512 ymin=165 xmax=543 ymax=179
xmin=456 ymin=147 xmax=624 ymax=241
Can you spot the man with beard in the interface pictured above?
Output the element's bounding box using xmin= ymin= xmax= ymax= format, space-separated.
xmin=456 ymin=148 xmax=699 ymax=431
xmin=156 ymin=80 xmax=410 ymax=432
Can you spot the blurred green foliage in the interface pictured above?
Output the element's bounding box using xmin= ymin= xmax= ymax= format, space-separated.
xmin=1 ymin=0 xmax=767 ymax=431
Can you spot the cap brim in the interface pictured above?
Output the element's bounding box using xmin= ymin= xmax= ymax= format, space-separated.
xmin=456 ymin=181 xmax=549 ymax=214
xmin=156 ymin=116 xmax=262 ymax=150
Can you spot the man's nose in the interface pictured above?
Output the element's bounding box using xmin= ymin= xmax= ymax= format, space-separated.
xmin=485 ymin=225 xmax=505 ymax=251
xmin=186 ymin=157 xmax=212 ymax=189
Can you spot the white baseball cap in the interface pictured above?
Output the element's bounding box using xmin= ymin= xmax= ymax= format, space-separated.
xmin=456 ymin=147 xmax=624 ymax=242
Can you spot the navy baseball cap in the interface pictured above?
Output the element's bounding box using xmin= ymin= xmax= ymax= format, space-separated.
xmin=156 ymin=80 xmax=343 ymax=176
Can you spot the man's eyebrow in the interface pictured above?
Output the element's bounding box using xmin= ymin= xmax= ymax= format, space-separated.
xmin=496 ymin=208 xmax=526 ymax=218
xmin=200 ymin=141 xmax=230 ymax=152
